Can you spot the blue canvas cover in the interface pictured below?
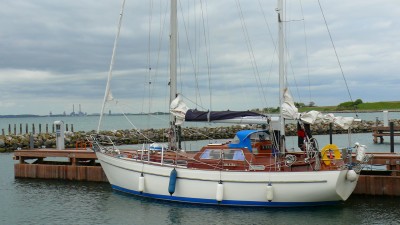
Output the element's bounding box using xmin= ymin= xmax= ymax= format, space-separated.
xmin=228 ymin=130 xmax=269 ymax=152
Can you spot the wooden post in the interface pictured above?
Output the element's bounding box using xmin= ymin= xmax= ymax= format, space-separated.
xmin=32 ymin=124 xmax=35 ymax=134
xmin=390 ymin=122 xmax=394 ymax=153
xmin=39 ymin=124 xmax=42 ymax=134
xmin=52 ymin=124 xmax=55 ymax=133
xmin=20 ymin=124 xmax=22 ymax=134
xmin=14 ymin=124 xmax=16 ymax=135
xmin=71 ymin=124 xmax=74 ymax=132
xmin=26 ymin=123 xmax=28 ymax=134
xmin=46 ymin=124 xmax=49 ymax=134
xmin=1 ymin=129 xmax=4 ymax=136
xmin=329 ymin=123 xmax=333 ymax=144
xmin=29 ymin=133 xmax=34 ymax=149
xmin=66 ymin=124 xmax=69 ymax=132
xmin=8 ymin=124 xmax=11 ymax=135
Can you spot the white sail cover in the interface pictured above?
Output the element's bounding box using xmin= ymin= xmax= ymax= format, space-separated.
xmin=170 ymin=94 xmax=189 ymax=125
xmin=282 ymin=88 xmax=356 ymax=129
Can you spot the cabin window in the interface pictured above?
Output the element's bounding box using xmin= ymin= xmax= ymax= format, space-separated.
xmin=200 ymin=149 xmax=244 ymax=160
xmin=223 ymin=149 xmax=245 ymax=161
xmin=200 ymin=149 xmax=221 ymax=159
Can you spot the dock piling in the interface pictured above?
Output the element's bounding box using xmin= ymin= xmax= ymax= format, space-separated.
xmin=390 ymin=122 xmax=394 ymax=153
xmin=29 ymin=134 xmax=34 ymax=149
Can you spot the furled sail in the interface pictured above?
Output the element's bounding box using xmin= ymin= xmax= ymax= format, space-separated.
xmin=170 ymin=95 xmax=268 ymax=125
xmin=281 ymin=88 xmax=358 ymax=129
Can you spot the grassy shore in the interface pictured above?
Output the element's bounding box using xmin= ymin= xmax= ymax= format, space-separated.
xmin=299 ymin=101 xmax=400 ymax=113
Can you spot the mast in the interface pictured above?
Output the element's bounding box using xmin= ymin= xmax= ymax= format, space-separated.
xmin=169 ymin=0 xmax=178 ymax=150
xmin=278 ymin=0 xmax=286 ymax=153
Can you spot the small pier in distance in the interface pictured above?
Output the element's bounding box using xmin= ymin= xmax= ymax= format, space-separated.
xmin=371 ymin=111 xmax=400 ymax=144
xmin=371 ymin=125 xmax=400 ymax=143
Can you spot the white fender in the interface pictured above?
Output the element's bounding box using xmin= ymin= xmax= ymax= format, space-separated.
xmin=346 ymin=170 xmax=358 ymax=182
xmin=266 ymin=183 xmax=274 ymax=202
xmin=138 ymin=175 xmax=145 ymax=192
xmin=216 ymin=182 xmax=224 ymax=202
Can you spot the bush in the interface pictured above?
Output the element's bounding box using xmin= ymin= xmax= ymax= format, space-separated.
xmin=354 ymin=99 xmax=363 ymax=105
xmin=337 ymin=99 xmax=363 ymax=110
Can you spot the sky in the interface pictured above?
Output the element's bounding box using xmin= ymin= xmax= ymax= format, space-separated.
xmin=1 ymin=0 xmax=399 ymax=115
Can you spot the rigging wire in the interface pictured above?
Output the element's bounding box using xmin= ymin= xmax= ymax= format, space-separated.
xmin=199 ymin=0 xmax=213 ymax=112
xmin=146 ymin=1 xmax=168 ymax=118
xmin=116 ymin=102 xmax=158 ymax=143
xmin=146 ymin=0 xmax=154 ymax=126
xmin=235 ymin=0 xmax=268 ymax=109
xmin=282 ymin=2 xmax=303 ymax=105
xmin=299 ymin=0 xmax=312 ymax=105
xmin=317 ymin=0 xmax=359 ymax=117
xmin=257 ymin=0 xmax=277 ymax=112
xmin=178 ymin=0 xmax=204 ymax=109
xmin=179 ymin=93 xmax=208 ymax=111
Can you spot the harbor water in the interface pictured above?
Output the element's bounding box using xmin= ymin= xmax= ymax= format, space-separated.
xmin=1 ymin=112 xmax=400 ymax=224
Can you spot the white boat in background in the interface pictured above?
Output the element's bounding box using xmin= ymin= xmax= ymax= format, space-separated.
xmin=91 ymin=0 xmax=369 ymax=207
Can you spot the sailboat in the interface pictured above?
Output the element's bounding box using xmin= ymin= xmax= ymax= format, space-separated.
xmin=91 ymin=0 xmax=367 ymax=207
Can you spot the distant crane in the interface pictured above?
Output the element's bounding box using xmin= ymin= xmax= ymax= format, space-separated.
xmin=70 ymin=104 xmax=86 ymax=116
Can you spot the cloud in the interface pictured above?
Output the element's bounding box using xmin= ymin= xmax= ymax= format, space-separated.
xmin=0 ymin=0 xmax=399 ymax=115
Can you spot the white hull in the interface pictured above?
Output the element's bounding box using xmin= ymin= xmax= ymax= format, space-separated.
xmin=97 ymin=152 xmax=358 ymax=207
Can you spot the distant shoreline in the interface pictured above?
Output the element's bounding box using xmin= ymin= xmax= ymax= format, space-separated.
xmin=0 ymin=112 xmax=169 ymax=118
xmin=1 ymin=110 xmax=399 ymax=119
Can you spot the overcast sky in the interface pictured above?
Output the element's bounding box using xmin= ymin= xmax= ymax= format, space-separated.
xmin=1 ymin=0 xmax=399 ymax=115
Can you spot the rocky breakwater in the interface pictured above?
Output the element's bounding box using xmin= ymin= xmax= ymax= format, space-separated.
xmin=1 ymin=119 xmax=398 ymax=152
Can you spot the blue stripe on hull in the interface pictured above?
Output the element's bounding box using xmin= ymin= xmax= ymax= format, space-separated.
xmin=111 ymin=185 xmax=340 ymax=207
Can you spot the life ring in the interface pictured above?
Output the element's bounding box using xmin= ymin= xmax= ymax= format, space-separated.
xmin=321 ymin=144 xmax=341 ymax=166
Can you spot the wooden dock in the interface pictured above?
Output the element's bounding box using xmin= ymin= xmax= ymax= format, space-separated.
xmin=14 ymin=149 xmax=107 ymax=182
xmin=354 ymin=153 xmax=400 ymax=196
xmin=13 ymin=149 xmax=400 ymax=196
xmin=371 ymin=125 xmax=400 ymax=143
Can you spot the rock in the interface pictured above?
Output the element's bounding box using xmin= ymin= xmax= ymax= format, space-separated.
xmin=1 ymin=119 xmax=398 ymax=151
